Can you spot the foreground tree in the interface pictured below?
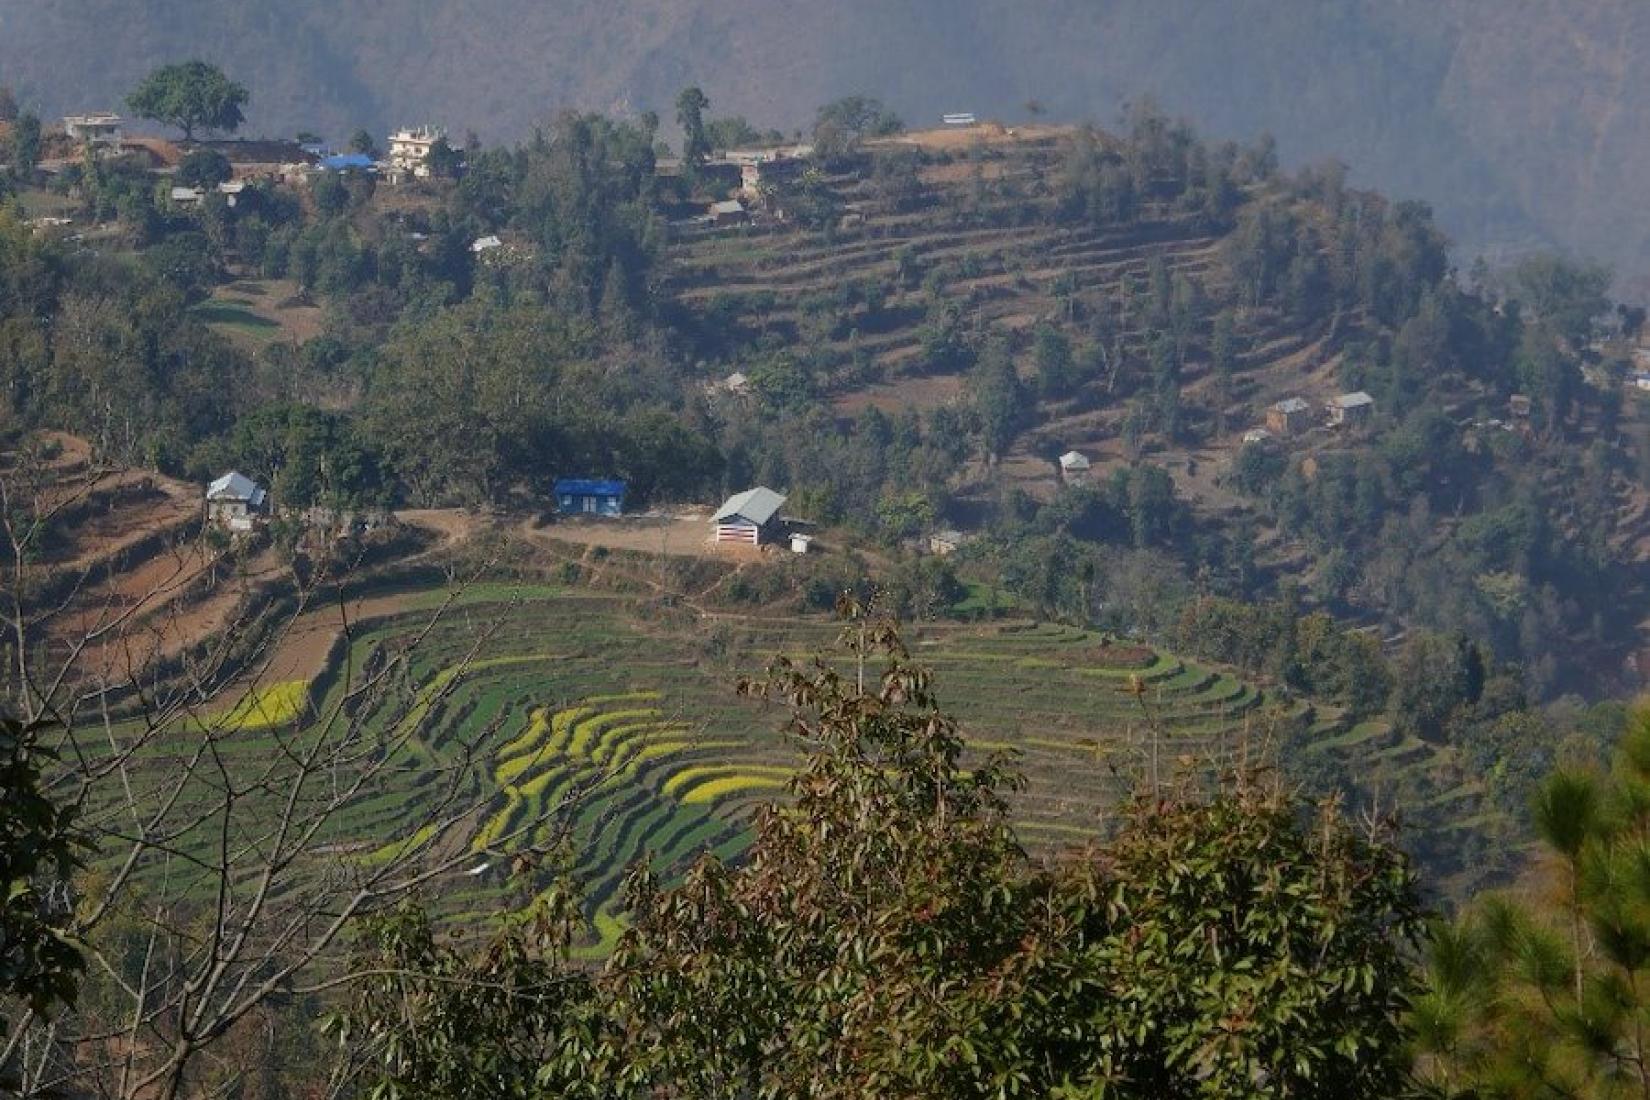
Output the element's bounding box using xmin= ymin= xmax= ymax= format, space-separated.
xmin=339 ymin=603 xmax=1428 ymax=1098
xmin=126 ymin=61 xmax=248 ymax=142
xmin=0 ymin=439 xmax=562 ymax=1098
xmin=1413 ymin=701 xmax=1650 ymax=1097
xmin=674 ymin=86 xmax=710 ymax=168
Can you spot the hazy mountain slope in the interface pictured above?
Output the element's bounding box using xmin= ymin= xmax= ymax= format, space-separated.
xmin=3 ymin=0 xmax=1649 ymax=283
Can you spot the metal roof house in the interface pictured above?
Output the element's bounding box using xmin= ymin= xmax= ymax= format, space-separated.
xmin=1059 ymin=450 xmax=1091 ymax=479
xmin=1327 ymin=391 xmax=1375 ymax=426
xmin=713 ymin=487 xmax=787 ymax=545
xmin=1267 ymin=397 xmax=1313 ymax=436
xmin=206 ymin=471 xmax=267 ymax=532
xmin=319 ymin=152 xmax=375 ymax=173
xmin=554 ymin=479 xmax=625 ymax=517
xmin=707 ymin=199 xmax=748 ymax=226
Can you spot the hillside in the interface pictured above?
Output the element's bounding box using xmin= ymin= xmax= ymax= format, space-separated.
xmin=5 ymin=1 xmax=1650 ymax=285
xmin=19 ymin=461 xmax=1494 ymax=944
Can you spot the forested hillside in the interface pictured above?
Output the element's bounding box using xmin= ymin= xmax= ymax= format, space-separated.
xmin=4 ymin=0 xmax=1650 ymax=284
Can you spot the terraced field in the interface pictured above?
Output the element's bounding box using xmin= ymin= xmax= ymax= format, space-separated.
xmin=72 ymin=578 xmax=1492 ymax=948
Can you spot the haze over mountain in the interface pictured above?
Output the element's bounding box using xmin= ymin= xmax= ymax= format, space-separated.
xmin=3 ymin=0 xmax=1649 ymax=286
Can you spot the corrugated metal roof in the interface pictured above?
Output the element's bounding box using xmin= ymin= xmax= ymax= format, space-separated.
xmin=1274 ymin=397 xmax=1311 ymax=414
xmin=320 ymin=153 xmax=374 ymax=171
xmin=1059 ymin=450 xmax=1090 ymax=469
xmin=1331 ymin=391 xmax=1375 ymax=407
xmin=554 ymin=479 xmax=625 ymax=497
xmin=207 ymin=471 xmax=265 ymax=506
xmin=713 ymin=487 xmax=786 ymax=526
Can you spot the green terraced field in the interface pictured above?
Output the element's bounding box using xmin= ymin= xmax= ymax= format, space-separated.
xmin=78 ymin=583 xmax=1491 ymax=946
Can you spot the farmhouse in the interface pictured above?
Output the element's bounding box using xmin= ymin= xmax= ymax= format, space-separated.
xmin=205 ymin=471 xmax=267 ymax=532
xmin=1633 ymin=372 xmax=1650 ymax=393
xmin=1059 ymin=450 xmax=1091 ymax=480
xmin=734 ymin=150 xmax=810 ymax=200
xmin=1508 ymin=393 xmax=1533 ymax=419
xmin=387 ymin=125 xmax=444 ymax=179
xmin=712 ymin=487 xmax=787 ymax=546
xmin=63 ymin=113 xmax=123 ymax=148
xmin=170 ymin=181 xmax=247 ymax=208
xmin=708 ymin=199 xmax=749 ymax=226
xmin=1242 ymin=427 xmax=1274 ymax=445
xmin=554 ymin=479 xmax=625 ymax=517
xmin=470 ymin=234 xmax=502 ymax=253
xmin=929 ymin=529 xmax=966 ymax=556
xmin=1266 ymin=397 xmax=1312 ymax=436
xmin=319 ymin=152 xmax=375 ymax=173
xmin=1327 ymin=391 xmax=1376 ymax=427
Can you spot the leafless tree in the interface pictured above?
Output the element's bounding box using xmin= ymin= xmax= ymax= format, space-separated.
xmin=0 ymin=438 xmax=576 ymax=1099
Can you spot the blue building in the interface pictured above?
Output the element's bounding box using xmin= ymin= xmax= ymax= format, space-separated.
xmin=554 ymin=479 xmax=626 ymax=516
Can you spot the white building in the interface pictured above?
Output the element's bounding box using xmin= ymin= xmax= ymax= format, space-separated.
xmin=712 ymin=487 xmax=787 ymax=546
xmin=205 ymin=471 xmax=267 ymax=533
xmin=387 ymin=125 xmax=445 ymax=179
xmin=1059 ymin=450 xmax=1092 ymax=480
xmin=63 ymin=113 xmax=123 ymax=148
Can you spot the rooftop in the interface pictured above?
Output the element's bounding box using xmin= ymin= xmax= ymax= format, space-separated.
xmin=319 ymin=152 xmax=374 ymax=172
xmin=713 ymin=486 xmax=787 ymax=526
xmin=1331 ymin=391 xmax=1375 ymax=408
xmin=1273 ymin=397 xmax=1311 ymax=414
xmin=1059 ymin=450 xmax=1091 ymax=469
xmin=207 ymin=471 xmax=265 ymax=505
xmin=554 ymin=478 xmax=626 ymax=497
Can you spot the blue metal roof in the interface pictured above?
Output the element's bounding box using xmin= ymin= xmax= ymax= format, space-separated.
xmin=320 ymin=153 xmax=374 ymax=171
xmin=555 ymin=479 xmax=626 ymax=497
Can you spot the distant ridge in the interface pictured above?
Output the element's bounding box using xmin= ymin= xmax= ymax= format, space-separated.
xmin=3 ymin=0 xmax=1650 ymax=286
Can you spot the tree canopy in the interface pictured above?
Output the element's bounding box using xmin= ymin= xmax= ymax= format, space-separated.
xmin=126 ymin=60 xmax=248 ymax=141
xmin=334 ymin=609 xmax=1428 ymax=1098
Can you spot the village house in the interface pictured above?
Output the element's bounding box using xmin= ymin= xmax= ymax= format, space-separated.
xmin=387 ymin=125 xmax=444 ymax=179
xmin=929 ymin=529 xmax=966 ymax=556
xmin=1059 ymin=450 xmax=1091 ymax=481
xmin=1508 ymin=393 xmax=1533 ymax=419
xmin=712 ymin=487 xmax=787 ymax=546
xmin=708 ymin=199 xmax=749 ymax=227
xmin=554 ymin=479 xmax=626 ymax=517
xmin=63 ymin=113 xmax=123 ymax=149
xmin=1326 ymin=391 xmax=1376 ymax=427
xmin=1242 ymin=427 xmax=1274 ymax=445
xmin=470 ymin=234 xmax=502 ymax=254
xmin=170 ymin=181 xmax=247 ymax=208
xmin=319 ymin=152 xmax=375 ymax=174
xmin=205 ymin=471 xmax=267 ymax=533
xmin=704 ymin=371 xmax=751 ymax=399
xmin=730 ymin=147 xmax=811 ymax=201
xmin=1266 ymin=397 xmax=1312 ymax=436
